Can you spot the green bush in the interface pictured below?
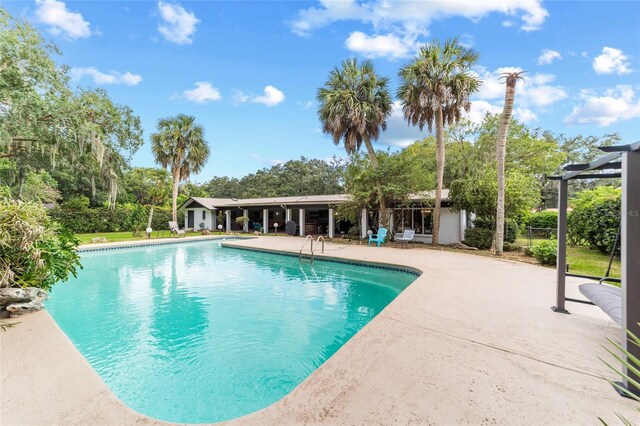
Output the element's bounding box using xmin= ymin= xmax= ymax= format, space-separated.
xmin=463 ymin=227 xmax=493 ymax=249
xmin=526 ymin=210 xmax=558 ymax=230
xmin=472 ymin=216 xmax=519 ymax=244
xmin=48 ymin=205 xmax=183 ymax=234
xmin=531 ymin=241 xmax=557 ymax=265
xmin=0 ymin=199 xmax=81 ymax=290
xmin=567 ymin=187 xmax=621 ymax=254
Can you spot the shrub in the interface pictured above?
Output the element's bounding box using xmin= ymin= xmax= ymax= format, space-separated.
xmin=567 ymin=187 xmax=621 ymax=254
xmin=526 ymin=210 xmax=558 ymax=229
xmin=472 ymin=216 xmax=518 ymax=244
xmin=463 ymin=227 xmax=493 ymax=249
xmin=0 ymin=199 xmax=81 ymax=290
xmin=531 ymin=241 xmax=557 ymax=266
xmin=504 ymin=218 xmax=519 ymax=244
xmin=48 ymin=205 xmax=183 ymax=234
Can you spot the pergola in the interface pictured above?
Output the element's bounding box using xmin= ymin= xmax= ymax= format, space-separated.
xmin=549 ymin=141 xmax=639 ymax=396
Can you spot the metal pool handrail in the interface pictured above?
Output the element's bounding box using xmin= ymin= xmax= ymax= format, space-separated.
xmin=299 ymin=235 xmax=313 ymax=261
xmin=311 ymin=236 xmax=325 ymax=262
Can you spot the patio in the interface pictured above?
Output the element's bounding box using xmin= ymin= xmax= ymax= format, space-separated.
xmin=1 ymin=236 xmax=636 ymax=424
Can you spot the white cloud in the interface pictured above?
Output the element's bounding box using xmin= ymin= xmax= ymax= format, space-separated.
xmin=235 ymin=86 xmax=285 ymax=107
xmin=70 ymin=67 xmax=142 ymax=85
xmin=565 ymin=85 xmax=640 ymax=127
xmin=538 ymin=49 xmax=561 ymax=65
xmin=182 ymin=82 xmax=222 ymax=103
xmin=376 ymin=101 xmax=427 ymax=147
xmin=253 ymin=86 xmax=285 ymax=106
xmin=593 ymin=47 xmax=633 ymax=75
xmin=291 ymin=1 xmax=548 ymax=60
xmin=345 ymin=31 xmax=414 ymax=60
xmin=514 ymin=107 xmax=538 ymax=122
xmin=466 ymin=100 xmax=503 ymax=124
xmin=297 ymin=100 xmax=314 ymax=109
xmin=291 ymin=0 xmax=548 ymax=44
xmin=464 ymin=100 xmax=537 ymax=124
xmin=157 ymin=1 xmax=199 ymax=45
xmin=35 ymin=0 xmax=91 ymax=39
xmin=473 ymin=67 xmax=567 ymax=108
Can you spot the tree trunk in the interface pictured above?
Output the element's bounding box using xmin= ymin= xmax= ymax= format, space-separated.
xmin=16 ymin=163 xmax=26 ymax=200
xmin=90 ymin=175 xmax=96 ymax=204
xmin=363 ymin=137 xmax=390 ymax=230
xmin=494 ymin=72 xmax=520 ymax=255
xmin=432 ymin=105 xmax=445 ymax=246
xmin=147 ymin=206 xmax=155 ymax=229
xmin=171 ymin=170 xmax=180 ymax=222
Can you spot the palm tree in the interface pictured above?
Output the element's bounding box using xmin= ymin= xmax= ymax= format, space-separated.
xmin=494 ymin=72 xmax=525 ymax=255
xmin=397 ymin=37 xmax=481 ymax=245
xmin=317 ymin=58 xmax=393 ymax=226
xmin=151 ymin=114 xmax=210 ymax=222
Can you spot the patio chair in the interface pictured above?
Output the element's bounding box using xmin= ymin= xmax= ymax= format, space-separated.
xmin=368 ymin=227 xmax=388 ymax=247
xmin=169 ymin=221 xmax=186 ymax=238
xmin=395 ymin=229 xmax=415 ymax=248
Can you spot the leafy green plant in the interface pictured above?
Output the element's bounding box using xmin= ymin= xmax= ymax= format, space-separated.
xmin=463 ymin=227 xmax=493 ymax=249
xmin=0 ymin=198 xmax=82 ymax=291
xmin=526 ymin=210 xmax=558 ymax=230
xmin=568 ymin=187 xmax=621 ymax=254
xmin=235 ymin=215 xmax=249 ymax=228
xmin=599 ymin=326 xmax=640 ymax=424
xmin=470 ymin=216 xmax=519 ymax=244
xmin=531 ymin=240 xmax=557 ymax=265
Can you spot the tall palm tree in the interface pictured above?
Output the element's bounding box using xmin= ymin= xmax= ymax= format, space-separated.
xmin=397 ymin=37 xmax=480 ymax=245
xmin=151 ymin=114 xmax=210 ymax=222
xmin=494 ymin=71 xmax=525 ymax=255
xmin=317 ymin=58 xmax=393 ymax=226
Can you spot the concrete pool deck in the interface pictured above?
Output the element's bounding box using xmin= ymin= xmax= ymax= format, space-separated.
xmin=1 ymin=236 xmax=636 ymax=425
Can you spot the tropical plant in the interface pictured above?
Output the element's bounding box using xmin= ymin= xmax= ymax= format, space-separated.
xmin=0 ymin=198 xmax=81 ymax=290
xmin=495 ymin=71 xmax=525 ymax=254
xmin=317 ymin=58 xmax=393 ymax=226
xmin=151 ymin=114 xmax=210 ymax=221
xmin=397 ymin=37 xmax=481 ymax=245
xmin=598 ymin=326 xmax=640 ymax=425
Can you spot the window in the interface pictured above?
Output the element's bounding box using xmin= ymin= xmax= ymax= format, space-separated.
xmin=393 ymin=208 xmax=433 ymax=235
xmin=202 ymin=211 xmax=206 ymax=220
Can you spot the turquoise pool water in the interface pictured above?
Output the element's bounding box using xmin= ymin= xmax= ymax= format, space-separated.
xmin=46 ymin=241 xmax=417 ymax=423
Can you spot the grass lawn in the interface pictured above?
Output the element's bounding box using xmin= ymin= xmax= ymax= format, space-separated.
xmin=516 ymin=236 xmax=620 ymax=279
xmin=76 ymin=231 xmax=204 ymax=244
xmin=75 ymin=230 xmax=290 ymax=245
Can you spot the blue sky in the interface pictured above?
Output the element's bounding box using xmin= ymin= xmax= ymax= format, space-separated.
xmin=4 ymin=0 xmax=640 ymax=180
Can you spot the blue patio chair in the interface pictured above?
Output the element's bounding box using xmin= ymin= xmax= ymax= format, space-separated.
xmin=368 ymin=227 xmax=388 ymax=247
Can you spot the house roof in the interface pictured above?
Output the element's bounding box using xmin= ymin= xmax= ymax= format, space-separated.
xmin=180 ymin=190 xmax=450 ymax=210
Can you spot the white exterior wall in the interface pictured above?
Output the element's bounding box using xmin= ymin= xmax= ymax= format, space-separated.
xmin=438 ymin=208 xmax=463 ymax=244
xmin=184 ymin=208 xmax=215 ymax=230
xmin=393 ymin=208 xmax=465 ymax=245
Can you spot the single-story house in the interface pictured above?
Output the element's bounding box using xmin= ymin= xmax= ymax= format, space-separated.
xmin=179 ymin=190 xmax=469 ymax=245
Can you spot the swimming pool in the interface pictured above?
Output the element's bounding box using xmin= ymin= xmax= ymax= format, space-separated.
xmin=46 ymin=240 xmax=418 ymax=423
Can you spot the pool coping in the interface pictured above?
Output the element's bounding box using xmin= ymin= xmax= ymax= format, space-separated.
xmin=220 ymin=243 xmax=423 ymax=277
xmin=2 ymin=236 xmax=637 ymax=425
xmin=77 ymin=235 xmax=253 ymax=252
